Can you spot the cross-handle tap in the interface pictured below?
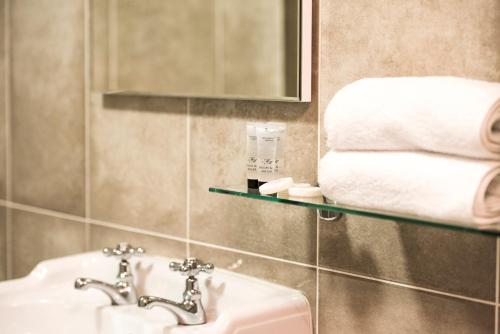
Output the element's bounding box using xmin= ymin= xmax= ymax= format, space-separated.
xmin=103 ymin=242 xmax=145 ymax=260
xmin=138 ymin=258 xmax=214 ymax=325
xmin=74 ymin=242 xmax=145 ymax=305
xmin=169 ymin=257 xmax=214 ymax=277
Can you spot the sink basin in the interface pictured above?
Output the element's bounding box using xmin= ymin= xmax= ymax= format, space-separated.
xmin=0 ymin=252 xmax=312 ymax=334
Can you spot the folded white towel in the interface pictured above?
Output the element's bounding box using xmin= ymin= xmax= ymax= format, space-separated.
xmin=318 ymin=150 xmax=500 ymax=224
xmin=325 ymin=77 xmax=500 ymax=159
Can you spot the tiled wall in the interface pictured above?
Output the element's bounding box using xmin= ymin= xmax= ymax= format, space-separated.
xmin=0 ymin=0 xmax=499 ymax=333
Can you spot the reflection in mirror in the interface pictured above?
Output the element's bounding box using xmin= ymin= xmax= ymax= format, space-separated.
xmin=92 ymin=0 xmax=311 ymax=101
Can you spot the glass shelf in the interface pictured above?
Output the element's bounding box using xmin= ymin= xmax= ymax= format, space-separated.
xmin=209 ymin=185 xmax=500 ymax=236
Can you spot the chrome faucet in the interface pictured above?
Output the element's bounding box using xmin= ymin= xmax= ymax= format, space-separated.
xmin=138 ymin=258 xmax=214 ymax=325
xmin=74 ymin=242 xmax=145 ymax=305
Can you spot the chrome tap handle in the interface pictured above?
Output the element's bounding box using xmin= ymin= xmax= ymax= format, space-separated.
xmin=169 ymin=258 xmax=214 ymax=277
xmin=76 ymin=242 xmax=143 ymax=305
xmin=102 ymin=242 xmax=145 ymax=260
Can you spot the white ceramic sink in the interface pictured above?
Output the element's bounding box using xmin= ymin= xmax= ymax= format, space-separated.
xmin=0 ymin=252 xmax=312 ymax=334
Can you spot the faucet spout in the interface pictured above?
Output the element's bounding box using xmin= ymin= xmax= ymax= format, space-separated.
xmin=74 ymin=244 xmax=144 ymax=305
xmin=138 ymin=295 xmax=206 ymax=325
xmin=74 ymin=277 xmax=136 ymax=305
xmin=138 ymin=258 xmax=213 ymax=326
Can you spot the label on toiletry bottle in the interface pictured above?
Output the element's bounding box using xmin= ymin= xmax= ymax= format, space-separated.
xmin=257 ymin=124 xmax=283 ymax=184
xmin=257 ymin=141 xmax=277 ymax=182
xmin=270 ymin=122 xmax=286 ymax=179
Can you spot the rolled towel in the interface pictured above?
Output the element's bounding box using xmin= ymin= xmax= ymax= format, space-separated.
xmin=325 ymin=77 xmax=500 ymax=159
xmin=318 ymin=150 xmax=500 ymax=224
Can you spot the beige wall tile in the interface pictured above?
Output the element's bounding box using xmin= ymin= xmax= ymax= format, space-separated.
xmin=189 ymin=99 xmax=317 ymax=264
xmin=89 ymin=224 xmax=186 ymax=260
xmin=319 ymin=270 xmax=494 ymax=334
xmin=11 ymin=209 xmax=85 ymax=278
xmin=319 ymin=215 xmax=496 ymax=301
xmin=319 ymin=0 xmax=500 ymax=154
xmin=90 ymin=94 xmax=187 ymax=237
xmin=190 ymin=244 xmax=317 ymax=323
xmin=193 ymin=194 xmax=317 ymax=264
xmin=0 ymin=207 xmax=5 ymax=280
xmin=10 ymin=0 xmax=85 ymax=215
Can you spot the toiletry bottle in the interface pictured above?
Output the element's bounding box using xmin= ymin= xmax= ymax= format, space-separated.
xmin=256 ymin=124 xmax=278 ymax=186
xmin=257 ymin=123 xmax=286 ymax=185
xmin=246 ymin=123 xmax=259 ymax=189
xmin=271 ymin=123 xmax=286 ymax=178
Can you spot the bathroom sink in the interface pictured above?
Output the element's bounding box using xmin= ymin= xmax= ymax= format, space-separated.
xmin=0 ymin=252 xmax=312 ymax=334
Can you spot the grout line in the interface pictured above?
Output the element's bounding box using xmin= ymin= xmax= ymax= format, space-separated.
xmin=5 ymin=208 xmax=11 ymax=279
xmin=315 ymin=1 xmax=321 ymax=332
xmin=3 ymin=0 xmax=10 ymax=201
xmin=88 ymin=217 xmax=188 ymax=244
xmin=1 ymin=198 xmax=498 ymax=309
xmin=85 ymin=216 xmax=320 ymax=271
xmin=316 ymin=10 xmax=321 ymax=172
xmin=186 ymin=98 xmax=191 ymax=258
xmin=496 ymin=237 xmax=499 ymax=334
xmin=0 ymin=200 xmax=87 ymax=224
xmin=187 ymin=238 xmax=317 ymax=269
xmin=87 ymin=217 xmax=315 ymax=273
xmin=4 ymin=0 xmax=12 ymax=279
xmin=88 ymin=215 xmax=319 ymax=270
xmin=318 ymin=266 xmax=497 ymax=307
xmin=315 ymin=214 xmax=320 ymax=334
xmin=83 ymin=0 xmax=91 ymax=251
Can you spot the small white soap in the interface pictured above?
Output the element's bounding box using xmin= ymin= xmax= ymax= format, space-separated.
xmin=288 ymin=186 xmax=322 ymax=198
xmin=292 ymin=183 xmax=311 ymax=188
xmin=259 ymin=177 xmax=294 ymax=195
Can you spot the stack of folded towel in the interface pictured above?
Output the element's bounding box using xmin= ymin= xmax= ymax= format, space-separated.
xmin=318 ymin=77 xmax=500 ymax=224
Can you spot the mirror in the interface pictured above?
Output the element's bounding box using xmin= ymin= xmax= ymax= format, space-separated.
xmin=92 ymin=0 xmax=311 ymax=102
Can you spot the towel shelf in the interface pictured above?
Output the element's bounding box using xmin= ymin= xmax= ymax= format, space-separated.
xmin=209 ymin=185 xmax=500 ymax=236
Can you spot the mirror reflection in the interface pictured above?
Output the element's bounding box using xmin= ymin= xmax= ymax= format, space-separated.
xmin=92 ymin=0 xmax=305 ymax=101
